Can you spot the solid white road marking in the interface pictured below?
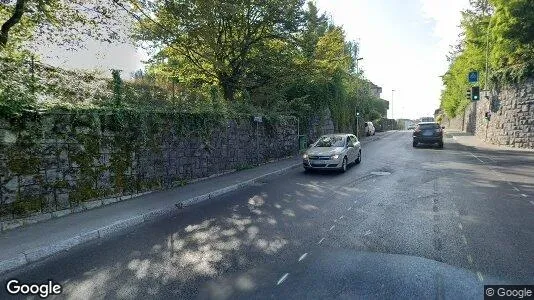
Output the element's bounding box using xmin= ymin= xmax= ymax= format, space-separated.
xmin=470 ymin=153 xmax=484 ymax=163
xmin=298 ymin=253 xmax=308 ymax=262
xmin=277 ymin=273 xmax=289 ymax=285
xmin=317 ymin=237 xmax=325 ymax=245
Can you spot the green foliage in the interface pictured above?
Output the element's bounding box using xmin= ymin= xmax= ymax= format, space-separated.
xmin=490 ymin=0 xmax=534 ymax=69
xmin=0 ymin=0 xmax=123 ymax=51
xmin=1 ymin=1 xmax=387 ymax=133
xmin=135 ymin=0 xmax=384 ymax=130
xmin=111 ymin=69 xmax=123 ymax=106
xmin=441 ymin=0 xmax=534 ymax=117
xmin=136 ymin=0 xmax=304 ymax=101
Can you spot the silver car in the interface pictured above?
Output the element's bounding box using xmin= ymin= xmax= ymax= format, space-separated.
xmin=302 ymin=134 xmax=362 ymax=172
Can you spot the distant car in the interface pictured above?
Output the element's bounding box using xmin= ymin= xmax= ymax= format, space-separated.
xmin=303 ymin=134 xmax=361 ymax=172
xmin=407 ymin=125 xmax=416 ymax=130
xmin=413 ymin=122 xmax=444 ymax=148
xmin=364 ymin=122 xmax=376 ymax=136
xmin=421 ymin=117 xmax=435 ymax=122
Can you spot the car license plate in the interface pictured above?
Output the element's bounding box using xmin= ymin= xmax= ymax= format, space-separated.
xmin=423 ymin=130 xmax=433 ymax=136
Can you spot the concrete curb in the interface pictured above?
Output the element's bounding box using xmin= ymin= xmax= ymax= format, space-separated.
xmin=0 ymin=161 xmax=301 ymax=275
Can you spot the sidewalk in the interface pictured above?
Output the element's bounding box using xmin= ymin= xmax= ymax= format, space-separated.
xmin=0 ymin=156 xmax=301 ymax=274
xmin=0 ymin=130 xmax=393 ymax=275
xmin=445 ymin=130 xmax=534 ymax=152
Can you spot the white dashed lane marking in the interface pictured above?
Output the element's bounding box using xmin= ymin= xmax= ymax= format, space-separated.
xmin=513 ymin=187 xmax=520 ymax=192
xmin=339 ymin=216 xmax=344 ymax=220
xmin=298 ymin=253 xmax=308 ymax=262
xmin=347 ymin=207 xmax=352 ymax=211
xmin=467 ymin=254 xmax=474 ymax=264
xmin=477 ymin=272 xmax=484 ymax=282
xmin=317 ymin=237 xmax=325 ymax=245
xmin=329 ymin=225 xmax=335 ymax=231
xmin=530 ymin=201 xmax=534 ymax=206
xmin=277 ymin=273 xmax=289 ymax=285
xmin=470 ymin=153 xmax=485 ymax=163
xmin=521 ymin=194 xmax=528 ymax=198
xmin=458 ymin=223 xmax=463 ymax=230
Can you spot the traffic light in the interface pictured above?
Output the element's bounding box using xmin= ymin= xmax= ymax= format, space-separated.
xmin=466 ymin=89 xmax=471 ymax=100
xmin=471 ymin=86 xmax=480 ymax=101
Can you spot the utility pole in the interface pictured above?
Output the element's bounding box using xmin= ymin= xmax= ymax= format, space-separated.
xmin=391 ymin=89 xmax=395 ymax=119
xmin=483 ymin=0 xmax=492 ymax=91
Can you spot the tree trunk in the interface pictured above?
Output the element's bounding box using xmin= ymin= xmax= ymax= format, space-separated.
xmin=220 ymin=76 xmax=237 ymax=101
xmin=0 ymin=0 xmax=26 ymax=49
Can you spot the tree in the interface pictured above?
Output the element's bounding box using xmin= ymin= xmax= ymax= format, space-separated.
xmin=440 ymin=0 xmax=534 ymax=117
xmin=489 ymin=0 xmax=534 ymax=69
xmin=0 ymin=0 xmax=123 ymax=52
xmin=135 ymin=0 xmax=304 ymax=101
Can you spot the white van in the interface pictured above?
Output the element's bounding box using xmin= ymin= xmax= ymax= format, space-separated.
xmin=364 ymin=121 xmax=376 ymax=136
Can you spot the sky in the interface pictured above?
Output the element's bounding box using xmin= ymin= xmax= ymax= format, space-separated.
xmin=39 ymin=0 xmax=469 ymax=120
xmin=314 ymin=0 xmax=469 ymax=119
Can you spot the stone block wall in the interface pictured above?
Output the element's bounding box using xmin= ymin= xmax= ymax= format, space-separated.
xmin=307 ymin=108 xmax=335 ymax=142
xmin=442 ymin=78 xmax=534 ymax=149
xmin=0 ymin=110 xmax=297 ymax=221
xmin=477 ymin=82 xmax=534 ymax=148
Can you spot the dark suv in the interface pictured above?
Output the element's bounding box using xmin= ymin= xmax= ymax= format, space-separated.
xmin=413 ymin=122 xmax=444 ymax=148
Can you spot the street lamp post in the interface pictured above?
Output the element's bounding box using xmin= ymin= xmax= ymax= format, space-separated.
xmin=356 ymin=57 xmax=364 ymax=74
xmin=391 ymin=89 xmax=396 ymax=119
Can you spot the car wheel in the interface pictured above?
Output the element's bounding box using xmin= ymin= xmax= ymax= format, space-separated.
xmin=355 ymin=150 xmax=361 ymax=164
xmin=413 ymin=141 xmax=418 ymax=147
xmin=340 ymin=157 xmax=347 ymax=173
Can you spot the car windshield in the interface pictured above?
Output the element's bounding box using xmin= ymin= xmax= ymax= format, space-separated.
xmin=418 ymin=123 xmax=440 ymax=129
xmin=314 ymin=136 xmax=345 ymax=147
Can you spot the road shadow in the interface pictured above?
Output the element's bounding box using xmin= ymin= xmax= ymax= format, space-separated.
xmin=1 ymin=165 xmax=359 ymax=299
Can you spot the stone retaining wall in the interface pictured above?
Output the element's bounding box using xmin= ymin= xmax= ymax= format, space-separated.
xmin=0 ymin=110 xmax=297 ymax=223
xmin=442 ymin=78 xmax=534 ymax=149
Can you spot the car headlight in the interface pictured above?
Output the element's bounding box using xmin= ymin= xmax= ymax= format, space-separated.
xmin=331 ymin=154 xmax=339 ymax=160
xmin=302 ymin=154 xmax=308 ymax=159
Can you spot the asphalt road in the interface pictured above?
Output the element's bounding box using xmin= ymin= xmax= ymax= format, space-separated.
xmin=2 ymin=131 xmax=534 ymax=299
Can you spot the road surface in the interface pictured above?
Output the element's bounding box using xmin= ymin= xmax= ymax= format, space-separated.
xmin=2 ymin=131 xmax=533 ymax=299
